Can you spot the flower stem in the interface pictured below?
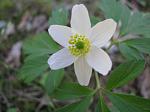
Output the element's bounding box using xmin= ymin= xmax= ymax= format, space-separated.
xmin=107 ymin=43 xmax=113 ymax=51
xmin=94 ymin=71 xmax=101 ymax=90
xmin=107 ymin=39 xmax=119 ymax=51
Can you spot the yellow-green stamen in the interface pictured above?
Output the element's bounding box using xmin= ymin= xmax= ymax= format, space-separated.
xmin=68 ymin=34 xmax=91 ymax=56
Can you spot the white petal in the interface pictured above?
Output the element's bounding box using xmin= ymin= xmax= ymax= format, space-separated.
xmin=48 ymin=48 xmax=75 ymax=69
xmin=86 ymin=46 xmax=112 ymax=75
xmin=48 ymin=25 xmax=72 ymax=47
xmin=74 ymin=56 xmax=92 ymax=86
xmin=90 ymin=19 xmax=117 ymax=47
xmin=71 ymin=4 xmax=91 ymax=36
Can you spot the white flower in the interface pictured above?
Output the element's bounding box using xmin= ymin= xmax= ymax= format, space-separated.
xmin=48 ymin=4 xmax=117 ymax=86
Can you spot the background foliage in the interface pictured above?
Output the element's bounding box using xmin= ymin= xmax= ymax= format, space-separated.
xmin=0 ymin=0 xmax=150 ymax=112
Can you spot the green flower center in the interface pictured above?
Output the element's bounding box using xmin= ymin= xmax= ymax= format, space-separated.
xmin=75 ymin=41 xmax=84 ymax=49
xmin=68 ymin=34 xmax=91 ymax=56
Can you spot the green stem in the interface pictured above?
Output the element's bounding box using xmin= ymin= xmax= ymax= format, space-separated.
xmin=94 ymin=71 xmax=101 ymax=90
xmin=107 ymin=39 xmax=119 ymax=51
xmin=107 ymin=43 xmax=113 ymax=51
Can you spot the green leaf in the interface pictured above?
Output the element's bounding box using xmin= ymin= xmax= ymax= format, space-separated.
xmin=108 ymin=92 xmax=150 ymax=112
xmin=90 ymin=16 xmax=101 ymax=26
xmin=119 ymin=43 xmax=144 ymax=60
xmin=119 ymin=5 xmax=131 ymax=36
xmin=7 ymin=108 xmax=16 ymax=112
xmin=106 ymin=60 xmax=145 ymax=90
xmin=44 ymin=69 xmax=64 ymax=95
xmin=99 ymin=0 xmax=150 ymax=36
xmin=120 ymin=12 xmax=150 ymax=36
xmin=53 ymin=82 xmax=93 ymax=100
xmin=95 ymin=99 xmax=101 ymax=112
xmin=100 ymin=0 xmax=122 ymax=22
xmin=18 ymin=55 xmax=48 ymax=83
xmin=48 ymin=8 xmax=68 ymax=25
xmin=110 ymin=106 xmax=120 ymax=112
xmin=125 ymin=38 xmax=150 ymax=55
xmin=19 ymin=32 xmax=60 ymax=83
xmin=55 ymin=96 xmax=92 ymax=112
xmin=112 ymin=93 xmax=150 ymax=111
xmin=23 ymin=32 xmax=59 ymax=56
xmin=95 ymin=96 xmax=110 ymax=112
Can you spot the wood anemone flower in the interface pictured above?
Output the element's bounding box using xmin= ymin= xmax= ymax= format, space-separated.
xmin=48 ymin=4 xmax=117 ymax=86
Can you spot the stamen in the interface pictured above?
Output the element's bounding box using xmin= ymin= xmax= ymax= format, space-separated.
xmin=68 ymin=34 xmax=91 ymax=56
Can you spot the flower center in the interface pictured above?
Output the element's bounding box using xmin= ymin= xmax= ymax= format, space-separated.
xmin=68 ymin=34 xmax=91 ymax=56
xmin=75 ymin=41 xmax=84 ymax=49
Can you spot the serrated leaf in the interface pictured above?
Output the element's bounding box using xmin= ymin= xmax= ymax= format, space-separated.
xmin=53 ymin=82 xmax=93 ymax=100
xmin=112 ymin=93 xmax=150 ymax=111
xmin=108 ymin=92 xmax=150 ymax=112
xmin=121 ymin=12 xmax=150 ymax=36
xmin=119 ymin=43 xmax=144 ymax=60
xmin=55 ymin=96 xmax=92 ymax=112
xmin=48 ymin=8 xmax=68 ymax=25
xmin=19 ymin=32 xmax=60 ymax=83
xmin=106 ymin=60 xmax=145 ymax=90
xmin=44 ymin=69 xmax=64 ymax=95
xmin=99 ymin=0 xmax=150 ymax=36
xmin=18 ymin=55 xmax=48 ymax=83
xmin=95 ymin=96 xmax=110 ymax=112
xmin=23 ymin=32 xmax=59 ymax=56
xmin=125 ymin=38 xmax=150 ymax=54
